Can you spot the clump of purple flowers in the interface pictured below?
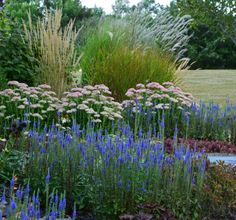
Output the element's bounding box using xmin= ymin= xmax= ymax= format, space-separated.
xmin=0 ymin=179 xmax=76 ymax=220
xmin=24 ymin=122 xmax=206 ymax=219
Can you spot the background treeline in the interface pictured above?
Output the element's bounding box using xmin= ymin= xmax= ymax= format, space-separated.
xmin=169 ymin=0 xmax=236 ymax=69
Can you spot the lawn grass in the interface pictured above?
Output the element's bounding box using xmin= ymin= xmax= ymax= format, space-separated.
xmin=180 ymin=69 xmax=236 ymax=105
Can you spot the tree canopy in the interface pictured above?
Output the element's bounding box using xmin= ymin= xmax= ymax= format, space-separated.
xmin=176 ymin=0 xmax=236 ymax=46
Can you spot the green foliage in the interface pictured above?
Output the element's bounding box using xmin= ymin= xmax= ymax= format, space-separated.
xmin=187 ymin=25 xmax=236 ymax=69
xmin=60 ymin=0 xmax=101 ymax=29
xmin=176 ymin=0 xmax=236 ymax=46
xmin=81 ymin=20 xmax=178 ymax=101
xmin=204 ymin=162 xmax=236 ymax=218
xmin=0 ymin=14 xmax=39 ymax=86
xmin=168 ymin=0 xmax=236 ymax=69
xmin=0 ymin=147 xmax=28 ymax=184
xmin=3 ymin=0 xmax=102 ymax=29
xmin=112 ymin=0 xmax=163 ymax=17
xmin=3 ymin=0 xmax=42 ymax=24
xmin=0 ymin=73 xmax=8 ymax=90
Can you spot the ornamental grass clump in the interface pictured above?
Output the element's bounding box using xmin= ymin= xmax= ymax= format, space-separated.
xmin=24 ymin=123 xmax=206 ymax=219
xmin=81 ymin=19 xmax=179 ymax=101
xmin=117 ymin=10 xmax=192 ymax=63
xmin=23 ymin=9 xmax=81 ymax=97
xmin=81 ymin=10 xmax=192 ymax=101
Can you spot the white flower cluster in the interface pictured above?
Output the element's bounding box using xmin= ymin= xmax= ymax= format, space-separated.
xmin=0 ymin=81 xmax=60 ymax=121
xmin=65 ymin=84 xmax=123 ymax=122
xmin=0 ymin=81 xmax=123 ymax=125
xmin=122 ymin=82 xmax=194 ymax=112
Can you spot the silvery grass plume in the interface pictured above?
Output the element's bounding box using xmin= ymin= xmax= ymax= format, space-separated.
xmin=125 ymin=9 xmax=193 ymax=84
xmin=104 ymin=9 xmax=192 ymax=66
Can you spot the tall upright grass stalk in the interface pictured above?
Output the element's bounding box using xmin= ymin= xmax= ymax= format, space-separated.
xmin=23 ymin=9 xmax=81 ymax=97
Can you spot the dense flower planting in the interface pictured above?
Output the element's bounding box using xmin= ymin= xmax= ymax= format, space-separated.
xmin=123 ymin=82 xmax=194 ymax=109
xmin=0 ymin=123 xmax=207 ymax=219
xmin=1 ymin=81 xmax=236 ymax=144
xmin=0 ymin=81 xmax=122 ymax=133
xmin=187 ymin=101 xmax=236 ymax=144
xmin=64 ymin=84 xmax=123 ymax=124
xmin=0 ymin=178 xmax=73 ymax=219
xmin=1 ymin=1 xmax=236 ymax=218
xmin=122 ymin=82 xmax=195 ymax=136
xmin=0 ymin=81 xmax=236 ymax=219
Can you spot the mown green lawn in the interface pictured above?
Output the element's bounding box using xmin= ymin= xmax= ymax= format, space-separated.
xmin=180 ymin=69 xmax=236 ymax=105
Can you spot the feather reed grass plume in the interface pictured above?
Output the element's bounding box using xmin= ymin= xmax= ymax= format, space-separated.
xmin=23 ymin=9 xmax=81 ymax=97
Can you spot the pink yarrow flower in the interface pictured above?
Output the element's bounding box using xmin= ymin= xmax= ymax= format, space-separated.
xmin=136 ymin=83 xmax=145 ymax=89
xmin=2 ymin=89 xmax=14 ymax=95
xmin=71 ymin=88 xmax=83 ymax=92
xmin=95 ymin=84 xmax=109 ymax=91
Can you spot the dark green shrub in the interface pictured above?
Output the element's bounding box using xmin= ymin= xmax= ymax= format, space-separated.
xmin=0 ymin=147 xmax=28 ymax=184
xmin=0 ymin=23 xmax=39 ymax=86
xmin=0 ymin=72 xmax=8 ymax=90
xmin=187 ymin=25 xmax=236 ymax=69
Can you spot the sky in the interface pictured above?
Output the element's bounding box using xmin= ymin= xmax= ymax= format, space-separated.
xmin=80 ymin=0 xmax=171 ymax=14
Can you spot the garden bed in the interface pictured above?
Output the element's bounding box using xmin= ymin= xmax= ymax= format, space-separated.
xmin=165 ymin=138 xmax=236 ymax=154
xmin=0 ymin=81 xmax=236 ymax=219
